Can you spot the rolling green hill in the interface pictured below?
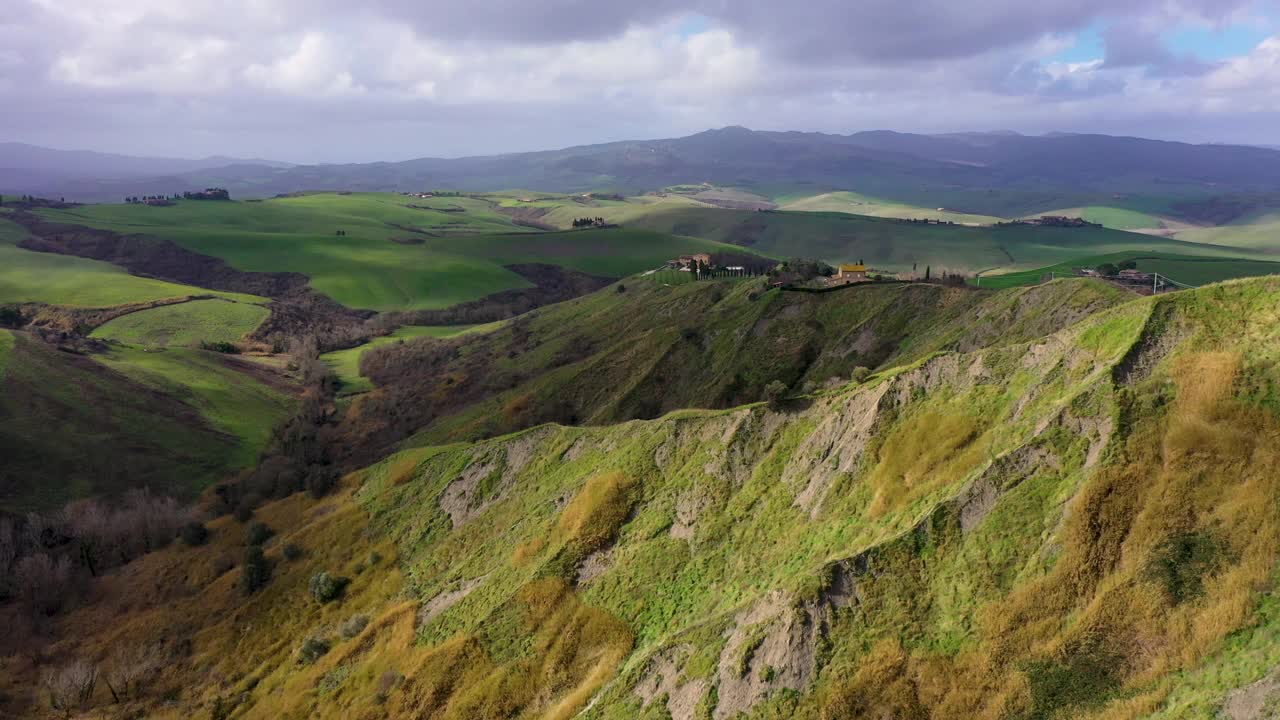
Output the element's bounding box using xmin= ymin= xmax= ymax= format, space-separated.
xmin=321 ymin=323 xmax=505 ymax=396
xmin=620 ymin=207 xmax=1262 ymax=273
xmin=1024 ymin=205 xmax=1192 ymax=232
xmin=19 ymin=275 xmax=1280 ymax=720
xmin=976 ymin=251 xmax=1280 ymax=289
xmin=90 ymin=298 xmax=270 ymax=347
xmin=332 ymin=276 xmax=1132 ymax=462
xmin=1175 ymin=211 xmax=1280 ymax=253
xmin=33 ymin=194 xmax=747 ymax=310
xmin=780 ymin=190 xmax=1004 ymax=224
xmin=0 ymin=215 xmax=262 ymax=307
xmin=0 ymin=332 xmax=292 ymax=511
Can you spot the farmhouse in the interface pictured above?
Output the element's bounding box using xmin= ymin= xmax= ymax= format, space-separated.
xmin=828 ymin=263 xmax=868 ymax=285
xmin=671 ymin=253 xmax=713 ymax=270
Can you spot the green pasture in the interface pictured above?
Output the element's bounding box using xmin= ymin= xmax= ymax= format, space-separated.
xmin=90 ymin=298 xmax=270 ymax=347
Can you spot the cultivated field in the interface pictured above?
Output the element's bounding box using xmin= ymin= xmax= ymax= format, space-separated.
xmin=0 ymin=215 xmax=262 ymax=307
xmin=781 ymin=190 xmax=1004 ymax=224
xmin=34 ymin=193 xmax=742 ymax=310
xmin=90 ymin=298 xmax=270 ymax=347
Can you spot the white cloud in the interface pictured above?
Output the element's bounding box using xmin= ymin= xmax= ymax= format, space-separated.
xmin=3 ymin=0 xmax=1279 ymax=160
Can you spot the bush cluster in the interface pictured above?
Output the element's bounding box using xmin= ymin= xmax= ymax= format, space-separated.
xmin=309 ymin=571 xmax=350 ymax=603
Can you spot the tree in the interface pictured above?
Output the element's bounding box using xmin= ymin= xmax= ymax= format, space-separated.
xmin=764 ymin=380 xmax=788 ymax=411
xmin=1096 ymin=263 xmax=1119 ymax=277
xmin=924 ymin=266 xmax=931 ymax=281
xmin=240 ymin=545 xmax=271 ymax=595
xmin=43 ymin=658 xmax=98 ymax=716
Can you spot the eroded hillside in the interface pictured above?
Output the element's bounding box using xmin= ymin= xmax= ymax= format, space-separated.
xmin=7 ymin=276 xmax=1279 ymax=719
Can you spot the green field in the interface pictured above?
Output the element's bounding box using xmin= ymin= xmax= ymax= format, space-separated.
xmin=322 ymin=323 xmax=504 ymax=395
xmin=90 ymin=298 xmax=270 ymax=346
xmin=0 ymin=216 xmax=263 ymax=307
xmin=617 ymin=207 xmax=1264 ymax=273
xmin=1175 ymin=211 xmax=1280 ymax=252
xmin=93 ymin=345 xmax=294 ymax=468
xmin=975 ymin=251 xmax=1280 ymax=289
xmin=1025 ymin=205 xmax=1192 ymax=232
xmin=781 ymin=190 xmax=1004 ymax=224
xmin=0 ymin=329 xmax=12 ymax=381
xmin=35 ymin=194 xmax=744 ymax=311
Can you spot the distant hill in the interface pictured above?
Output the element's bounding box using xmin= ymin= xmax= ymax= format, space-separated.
xmin=10 ymin=129 xmax=1280 ymax=210
xmin=0 ymin=142 xmax=292 ymax=200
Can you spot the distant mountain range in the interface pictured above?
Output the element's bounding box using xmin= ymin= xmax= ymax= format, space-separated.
xmin=6 ymin=129 xmax=1280 ymax=209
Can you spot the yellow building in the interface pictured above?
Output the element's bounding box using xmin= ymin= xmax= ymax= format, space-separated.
xmin=830 ymin=263 xmax=868 ymax=285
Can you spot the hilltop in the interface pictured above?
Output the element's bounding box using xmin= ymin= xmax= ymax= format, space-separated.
xmin=5 ymin=274 xmax=1279 ymax=719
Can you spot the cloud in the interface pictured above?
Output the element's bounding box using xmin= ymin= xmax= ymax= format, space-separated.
xmin=2 ymin=0 xmax=1278 ymax=161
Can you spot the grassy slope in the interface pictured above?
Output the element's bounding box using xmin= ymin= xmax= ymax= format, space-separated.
xmin=92 ymin=345 xmax=295 ymax=470
xmin=0 ymin=329 xmax=12 ymax=380
xmin=977 ymin=251 xmax=1280 ymax=289
xmin=0 ymin=334 xmax=241 ymax=511
xmin=0 ymin=216 xmax=262 ymax=307
xmin=619 ymin=207 xmax=1260 ymax=274
xmin=90 ymin=298 xmax=270 ymax=346
xmin=781 ymin=190 xmax=1004 ymax=224
xmin=31 ymin=277 xmax=1280 ymax=720
xmin=1025 ymin=205 xmax=1192 ymax=231
xmin=322 ymin=323 xmax=505 ymax=396
xmin=342 ymin=277 xmax=1130 ymax=456
xmin=1176 ymin=211 xmax=1280 ymax=253
xmin=34 ymin=194 xmax=745 ymax=311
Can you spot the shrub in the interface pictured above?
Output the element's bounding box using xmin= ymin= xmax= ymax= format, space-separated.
xmin=179 ymin=522 xmax=209 ymax=547
xmin=297 ymin=637 xmax=330 ymax=665
xmin=17 ymin=553 xmax=84 ymax=617
xmin=245 ymin=522 xmax=273 ymax=546
xmin=850 ymin=366 xmax=872 ymax=383
xmin=309 ymin=571 xmax=350 ymax=603
xmin=339 ymin=614 xmax=370 ymax=640
xmin=201 ymin=341 xmax=239 ymax=354
xmin=616 ymin=283 xmax=626 ymax=293
xmin=764 ymin=380 xmax=789 ymax=411
xmin=43 ymin=658 xmax=98 ymax=714
xmin=0 ymin=306 xmax=21 ymax=328
xmin=680 ymin=327 xmax=699 ymax=342
xmin=306 ymin=466 xmax=338 ymax=499
xmin=233 ymin=506 xmax=254 ymax=523
xmin=240 ymin=546 xmax=271 ymax=595
xmin=282 ymin=543 xmax=303 ymax=561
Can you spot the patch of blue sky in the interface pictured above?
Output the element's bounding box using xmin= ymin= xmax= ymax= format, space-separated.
xmin=1049 ymin=23 xmax=1105 ymax=64
xmin=1166 ymin=20 xmax=1275 ymax=60
xmin=676 ymin=13 xmax=713 ymax=38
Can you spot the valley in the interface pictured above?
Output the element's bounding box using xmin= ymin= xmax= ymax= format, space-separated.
xmin=3 ymin=129 xmax=1280 ymax=720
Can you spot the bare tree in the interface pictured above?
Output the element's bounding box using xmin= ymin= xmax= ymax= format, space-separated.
xmin=0 ymin=518 xmax=16 ymax=598
xmin=104 ymin=642 xmax=161 ymax=702
xmin=43 ymin=658 xmax=99 ymax=716
xmin=16 ymin=553 xmax=83 ymax=617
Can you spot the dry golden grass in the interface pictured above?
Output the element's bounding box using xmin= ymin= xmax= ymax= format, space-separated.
xmin=556 ymin=470 xmax=638 ymax=554
xmin=866 ymin=412 xmax=986 ymax=517
xmin=820 ymin=349 xmax=1280 ymax=719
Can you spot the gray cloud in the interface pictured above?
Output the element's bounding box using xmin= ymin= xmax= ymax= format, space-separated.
xmin=0 ymin=0 xmax=1277 ymax=162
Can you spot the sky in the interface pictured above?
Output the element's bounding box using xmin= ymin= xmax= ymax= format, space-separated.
xmin=2 ymin=0 xmax=1279 ymax=163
